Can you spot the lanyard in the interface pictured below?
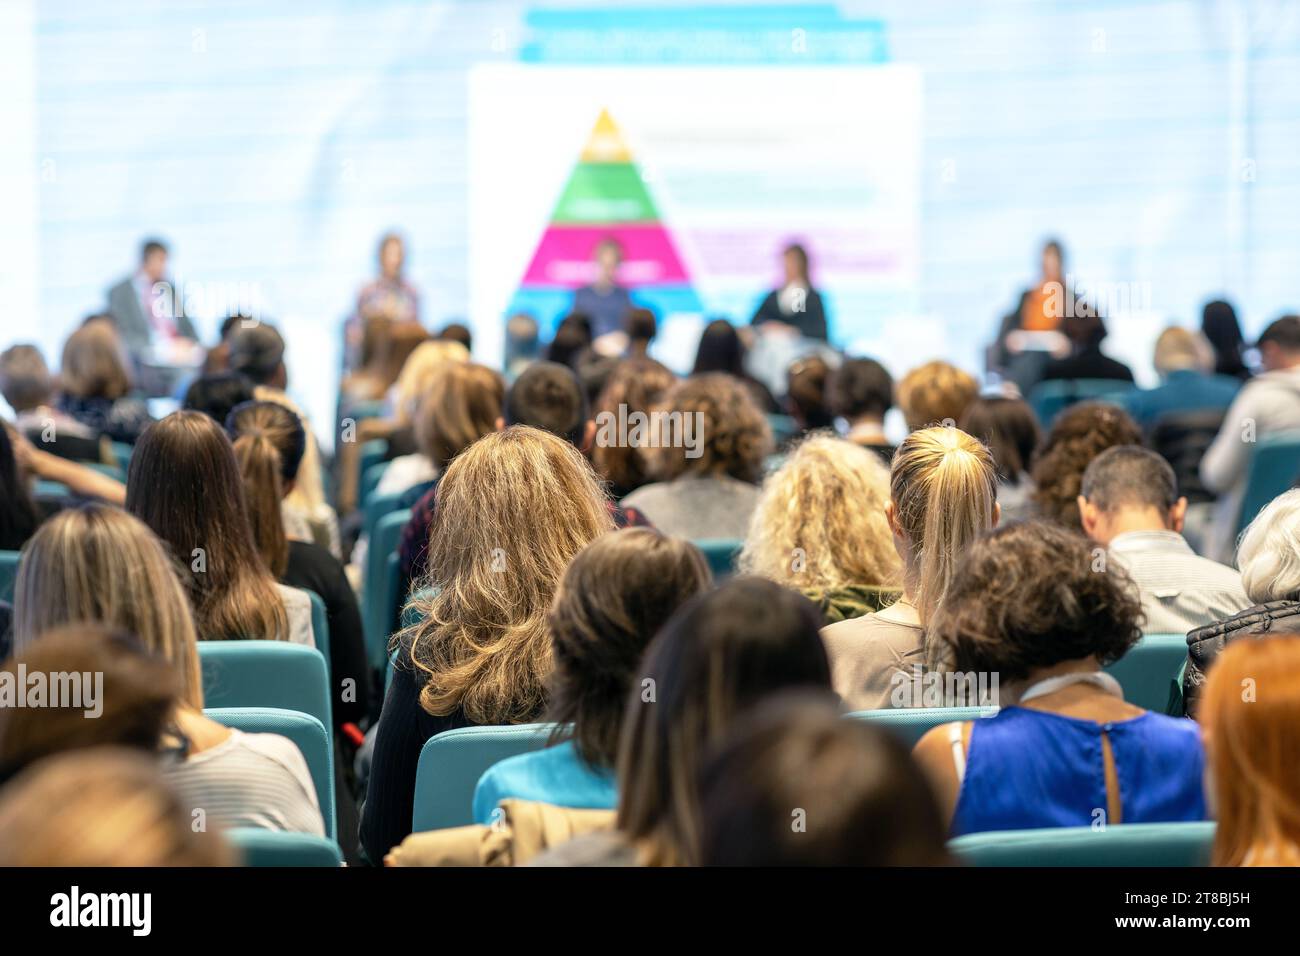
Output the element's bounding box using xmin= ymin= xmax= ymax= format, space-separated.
xmin=1016 ymin=670 xmax=1124 ymax=704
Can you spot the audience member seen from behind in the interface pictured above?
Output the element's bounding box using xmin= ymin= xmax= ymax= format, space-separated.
xmin=621 ymin=374 xmax=772 ymax=540
xmin=1201 ymin=315 xmax=1300 ymax=562
xmin=591 ymin=356 xmax=677 ymax=499
xmin=896 ymin=360 xmax=979 ymax=433
xmin=182 ymin=371 xmax=256 ymax=428
xmin=1124 ymin=326 xmax=1239 ymax=430
xmin=828 ymin=356 xmax=896 ymax=462
xmin=1078 ymin=446 xmax=1249 ymax=635
xmin=914 ymin=521 xmax=1207 ymax=836
xmin=1040 ymin=307 xmax=1135 ymax=384
xmin=697 ymin=694 xmax=949 ymax=866
xmin=691 ymin=318 xmax=778 ymax=413
xmin=0 ymin=343 xmax=101 ymax=460
xmin=739 ymin=434 xmax=901 ymax=624
xmin=472 ymin=529 xmax=711 ymax=822
xmin=1184 ymin=489 xmax=1300 ymax=716
xmin=56 ymin=318 xmax=154 ymax=444
xmin=821 ymin=427 xmax=999 ymax=710
xmin=0 ymin=749 xmax=234 ymax=867
xmin=126 ymin=411 xmax=314 ymax=645
xmin=11 ymin=505 xmax=325 ymax=835
xmin=1201 ymin=299 xmax=1252 ymax=382
xmin=1199 ymin=637 xmax=1300 ymax=866
xmin=532 ymin=577 xmax=833 ymax=866
xmin=784 ymin=354 xmax=835 ymax=435
xmin=1030 ymin=400 xmax=1142 ymax=530
xmin=227 ymin=400 xmax=370 ymax=727
xmin=362 ymin=427 xmax=615 ymax=863
xmin=959 ymin=395 xmax=1040 ymax=523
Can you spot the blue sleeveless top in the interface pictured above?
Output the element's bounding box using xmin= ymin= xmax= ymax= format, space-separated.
xmin=950 ymin=706 xmax=1207 ymax=837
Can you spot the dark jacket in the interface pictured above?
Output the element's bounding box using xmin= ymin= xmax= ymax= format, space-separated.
xmin=1184 ymin=600 xmax=1300 ymax=715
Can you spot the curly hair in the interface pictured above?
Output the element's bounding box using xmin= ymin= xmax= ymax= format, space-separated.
xmin=402 ymin=426 xmax=615 ymax=724
xmin=648 ymin=373 xmax=772 ymax=483
xmin=738 ymin=433 xmax=901 ymax=591
xmin=1030 ymin=401 xmax=1142 ymax=529
xmin=927 ymin=520 xmax=1143 ymax=682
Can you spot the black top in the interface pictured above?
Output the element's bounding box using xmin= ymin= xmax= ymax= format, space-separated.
xmin=359 ymin=653 xmax=472 ymax=864
xmin=282 ymin=539 xmax=370 ymax=727
xmin=1040 ymin=346 xmax=1135 ymax=384
xmin=751 ymin=289 xmax=828 ymax=341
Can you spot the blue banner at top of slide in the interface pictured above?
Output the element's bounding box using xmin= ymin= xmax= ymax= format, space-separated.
xmin=519 ymin=5 xmax=889 ymax=64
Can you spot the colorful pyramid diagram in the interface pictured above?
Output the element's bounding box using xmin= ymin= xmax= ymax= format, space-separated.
xmin=505 ymin=109 xmax=703 ymax=329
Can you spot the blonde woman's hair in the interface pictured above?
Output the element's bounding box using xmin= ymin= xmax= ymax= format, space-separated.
xmin=402 ymin=426 xmax=616 ymax=723
xmin=0 ymin=748 xmax=233 ymax=867
xmin=13 ymin=505 xmax=204 ymax=709
xmin=392 ymin=339 xmax=471 ymax=425
xmin=739 ymin=433 xmax=901 ymax=591
xmin=896 ymin=360 xmax=979 ymax=432
xmin=59 ymin=318 xmax=133 ymax=400
xmin=1237 ymin=489 xmax=1300 ymax=604
xmin=1153 ymin=326 xmax=1214 ymax=376
xmin=891 ymin=426 xmax=998 ymax=626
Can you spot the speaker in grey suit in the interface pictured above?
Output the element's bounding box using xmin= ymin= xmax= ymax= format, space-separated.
xmin=105 ymin=238 xmax=198 ymax=358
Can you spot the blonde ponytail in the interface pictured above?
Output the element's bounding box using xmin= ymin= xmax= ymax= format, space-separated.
xmin=890 ymin=426 xmax=998 ymax=628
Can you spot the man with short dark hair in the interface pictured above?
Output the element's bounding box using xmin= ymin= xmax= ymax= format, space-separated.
xmin=1079 ymin=445 xmax=1248 ymax=633
xmin=1202 ymin=314 xmax=1300 ymax=559
xmin=228 ymin=322 xmax=288 ymax=390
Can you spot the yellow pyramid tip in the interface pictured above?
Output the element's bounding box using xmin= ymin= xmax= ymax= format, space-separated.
xmin=580 ymin=108 xmax=632 ymax=163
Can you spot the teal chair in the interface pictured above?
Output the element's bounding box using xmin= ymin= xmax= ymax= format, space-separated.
xmin=198 ymin=641 xmax=333 ymax=739
xmin=84 ymin=461 xmax=125 ymax=482
xmin=1104 ymin=633 xmax=1188 ymax=715
xmin=354 ymin=439 xmax=388 ymax=503
xmin=950 ymin=822 xmax=1215 ymax=867
xmin=1235 ymin=429 xmax=1300 ymax=538
xmin=226 ymin=828 xmax=342 ymax=867
xmin=1027 ymin=379 xmax=1137 ymax=428
xmin=109 ymin=441 xmax=134 ymax=476
xmin=302 ymin=589 xmax=331 ymax=668
xmin=0 ymin=549 xmax=19 ymax=602
xmin=412 ymin=723 xmax=559 ymax=832
xmin=363 ymin=508 xmax=412 ymax=672
xmin=206 ymin=707 xmax=336 ymax=840
xmin=767 ymin=413 xmax=800 ymax=445
xmin=693 ymin=538 xmax=743 ymax=579
xmin=358 ymin=461 xmax=391 ymax=509
xmin=848 ymin=706 xmax=999 ymax=748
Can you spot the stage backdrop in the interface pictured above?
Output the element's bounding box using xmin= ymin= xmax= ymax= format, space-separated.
xmin=3 ymin=1 xmax=1300 ymax=446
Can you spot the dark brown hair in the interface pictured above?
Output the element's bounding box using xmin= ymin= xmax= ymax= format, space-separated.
xmin=960 ymin=396 xmax=1041 ymax=485
xmin=698 ymin=693 xmax=950 ymax=866
xmin=828 ymin=356 xmax=894 ymax=420
xmin=591 ymin=357 xmax=677 ymax=495
xmin=547 ymin=529 xmax=711 ymax=768
xmin=614 ymin=577 xmax=832 ymax=865
xmin=1030 ymin=401 xmax=1142 ymax=529
xmin=127 ymin=410 xmax=289 ymax=641
xmin=648 ymin=373 xmax=772 ymax=483
xmin=0 ymin=625 xmax=180 ymax=784
xmin=227 ymin=401 xmax=307 ymax=577
xmin=928 ymin=520 xmax=1143 ymax=682
xmin=59 ymin=319 xmax=132 ymax=400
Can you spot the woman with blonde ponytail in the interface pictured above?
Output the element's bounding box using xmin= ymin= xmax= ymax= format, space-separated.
xmin=227 ymin=401 xmax=370 ymax=728
xmin=821 ymin=425 xmax=999 ymax=710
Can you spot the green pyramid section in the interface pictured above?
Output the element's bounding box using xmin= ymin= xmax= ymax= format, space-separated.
xmin=551 ymin=162 xmax=659 ymax=225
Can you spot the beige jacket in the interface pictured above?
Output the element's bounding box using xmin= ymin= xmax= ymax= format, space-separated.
xmin=384 ymin=799 xmax=615 ymax=867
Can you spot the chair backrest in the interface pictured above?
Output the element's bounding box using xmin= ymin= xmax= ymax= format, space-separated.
xmin=225 ymin=828 xmax=342 ymax=867
xmin=1028 ymin=378 xmax=1136 ymax=428
xmin=363 ymin=508 xmax=412 ymax=672
xmin=1104 ymin=633 xmax=1188 ymax=715
xmin=766 ymin=413 xmax=800 ymax=445
xmin=0 ymin=549 xmax=19 ymax=603
xmin=1236 ymin=428 xmax=1300 ymax=537
xmin=949 ymin=821 xmax=1215 ymax=867
xmin=359 ymin=460 xmax=391 ymax=509
xmin=109 ymin=440 xmax=133 ymax=475
xmin=847 ymin=706 xmax=998 ymax=748
xmin=198 ymin=641 xmax=333 ymax=737
xmin=302 ymin=588 xmax=330 ymax=666
xmin=205 ymin=707 xmax=336 ymax=840
xmin=692 ymin=538 xmax=743 ymax=579
xmin=1146 ymin=408 xmax=1227 ymax=505
xmin=412 ymin=723 xmax=558 ymax=832
xmin=355 ymin=439 xmax=389 ymax=508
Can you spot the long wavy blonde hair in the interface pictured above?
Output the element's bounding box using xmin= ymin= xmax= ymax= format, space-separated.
xmin=891 ymin=426 xmax=998 ymax=627
xmin=739 ymin=433 xmax=901 ymax=591
xmin=402 ymin=426 xmax=615 ymax=723
xmin=13 ymin=504 xmax=205 ymax=710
